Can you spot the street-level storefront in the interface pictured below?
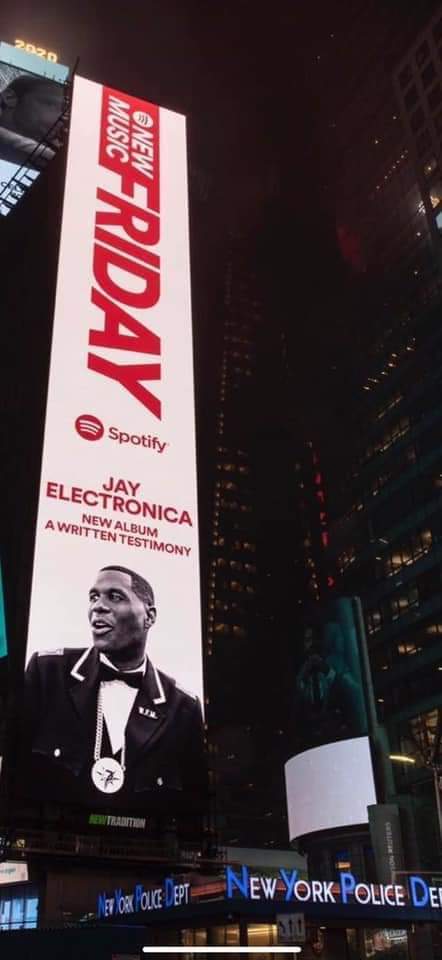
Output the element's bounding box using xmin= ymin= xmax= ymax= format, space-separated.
xmin=0 ymin=898 xmax=435 ymax=959
xmin=0 ymin=905 xmax=418 ymax=960
xmin=0 ymin=880 xmax=39 ymax=932
xmin=1 ymin=862 xmax=442 ymax=958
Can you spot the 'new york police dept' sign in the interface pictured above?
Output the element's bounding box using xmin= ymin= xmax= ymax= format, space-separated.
xmin=97 ymin=865 xmax=442 ymax=921
xmin=98 ymin=878 xmax=190 ymax=918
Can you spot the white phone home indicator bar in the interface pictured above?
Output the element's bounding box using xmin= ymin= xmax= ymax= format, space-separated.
xmin=142 ymin=948 xmax=302 ymax=954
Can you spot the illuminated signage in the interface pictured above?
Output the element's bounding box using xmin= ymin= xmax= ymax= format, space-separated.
xmin=97 ymin=879 xmax=190 ymax=917
xmin=0 ymin=41 xmax=68 ymax=82
xmin=14 ymin=39 xmax=58 ymax=63
xmin=0 ymin=862 xmax=28 ymax=884
xmin=21 ymin=76 xmax=205 ymax=813
xmin=226 ymin=865 xmax=442 ymax=912
xmin=293 ymin=597 xmax=369 ymax=754
xmin=0 ymin=40 xmax=67 ymax=217
xmin=96 ymin=866 xmax=442 ymax=920
xmin=89 ymin=814 xmax=147 ymax=829
xmin=0 ymin=563 xmax=7 ymax=658
xmin=285 ymin=736 xmax=377 ymax=840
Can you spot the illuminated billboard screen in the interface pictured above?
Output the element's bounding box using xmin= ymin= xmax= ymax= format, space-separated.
xmin=0 ymin=564 xmax=6 ymax=658
xmin=293 ymin=597 xmax=368 ymax=753
xmin=0 ymin=42 xmax=67 ymax=217
xmin=285 ymin=597 xmax=374 ymax=839
xmin=0 ymin=42 xmax=68 ymax=82
xmin=285 ymin=736 xmax=377 ymax=839
xmin=20 ymin=76 xmax=205 ymax=812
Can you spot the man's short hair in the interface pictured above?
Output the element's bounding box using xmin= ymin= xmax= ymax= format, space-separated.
xmin=100 ymin=565 xmax=155 ymax=607
xmin=1 ymin=74 xmax=58 ymax=103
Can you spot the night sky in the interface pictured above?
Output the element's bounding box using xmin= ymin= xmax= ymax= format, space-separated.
xmin=0 ymin=0 xmax=430 ymax=465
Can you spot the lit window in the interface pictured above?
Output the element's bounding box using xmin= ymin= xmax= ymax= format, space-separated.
xmin=409 ymin=708 xmax=439 ymax=757
xmin=367 ymin=609 xmax=382 ymax=635
xmin=426 ymin=623 xmax=442 ymax=635
xmin=390 ymin=585 xmax=419 ymax=620
xmin=243 ymin=541 xmax=256 ymax=552
xmin=397 ymin=641 xmax=418 ymax=655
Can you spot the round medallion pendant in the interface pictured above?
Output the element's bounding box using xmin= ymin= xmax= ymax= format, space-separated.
xmin=91 ymin=757 xmax=125 ymax=793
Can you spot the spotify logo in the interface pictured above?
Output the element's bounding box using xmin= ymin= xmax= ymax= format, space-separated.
xmin=75 ymin=414 xmax=104 ymax=441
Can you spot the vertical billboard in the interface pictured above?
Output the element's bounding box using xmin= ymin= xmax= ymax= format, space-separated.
xmin=0 ymin=41 xmax=67 ymax=216
xmin=285 ymin=597 xmax=375 ymax=838
xmin=293 ymin=597 xmax=368 ymax=752
xmin=0 ymin=564 xmax=7 ymax=658
xmin=21 ymin=76 xmax=205 ymax=812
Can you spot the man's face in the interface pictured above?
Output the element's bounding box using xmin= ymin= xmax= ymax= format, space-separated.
xmin=88 ymin=570 xmax=149 ymax=662
xmin=2 ymin=83 xmax=62 ymax=140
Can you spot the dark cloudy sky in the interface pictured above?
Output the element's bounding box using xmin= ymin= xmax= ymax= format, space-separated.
xmin=0 ymin=1 xmax=327 ymax=225
xmin=1 ymin=0 xmax=430 ymax=460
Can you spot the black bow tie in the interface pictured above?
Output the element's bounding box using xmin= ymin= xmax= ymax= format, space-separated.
xmin=98 ymin=663 xmax=143 ymax=689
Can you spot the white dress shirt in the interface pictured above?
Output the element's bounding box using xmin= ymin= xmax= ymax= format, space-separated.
xmin=99 ymin=653 xmax=146 ymax=756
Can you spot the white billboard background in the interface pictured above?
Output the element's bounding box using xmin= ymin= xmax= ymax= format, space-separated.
xmin=26 ymin=76 xmax=203 ymax=704
xmin=285 ymin=736 xmax=377 ymax=839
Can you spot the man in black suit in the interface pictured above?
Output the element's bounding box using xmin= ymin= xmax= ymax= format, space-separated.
xmin=23 ymin=565 xmax=206 ymax=809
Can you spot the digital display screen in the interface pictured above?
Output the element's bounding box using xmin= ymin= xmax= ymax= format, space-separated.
xmin=21 ymin=76 xmax=205 ymax=813
xmin=0 ymin=564 xmax=6 ymax=658
xmin=0 ymin=43 xmax=67 ymax=216
xmin=293 ymin=597 xmax=369 ymax=753
xmin=285 ymin=736 xmax=377 ymax=839
xmin=0 ymin=41 xmax=68 ymax=81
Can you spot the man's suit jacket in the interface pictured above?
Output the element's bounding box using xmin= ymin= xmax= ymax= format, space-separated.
xmin=23 ymin=646 xmax=207 ymax=810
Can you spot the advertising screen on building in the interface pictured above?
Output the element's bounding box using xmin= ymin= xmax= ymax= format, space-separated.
xmin=0 ymin=42 xmax=68 ymax=82
xmin=20 ymin=76 xmax=205 ymax=813
xmin=285 ymin=597 xmax=375 ymax=840
xmin=0 ymin=563 xmax=7 ymax=658
xmin=0 ymin=41 xmax=67 ymax=217
xmin=285 ymin=736 xmax=377 ymax=840
xmin=293 ymin=597 xmax=369 ymax=753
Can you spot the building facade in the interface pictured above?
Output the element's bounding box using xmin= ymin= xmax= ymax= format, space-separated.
xmin=330 ymin=296 xmax=442 ymax=874
xmin=205 ymin=238 xmax=328 ymax=848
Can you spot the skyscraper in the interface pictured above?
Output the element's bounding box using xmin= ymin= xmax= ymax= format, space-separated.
xmin=330 ymin=300 xmax=442 ymax=873
xmin=205 ymin=236 xmax=329 ymax=847
xmin=309 ymin=0 xmax=442 ymax=329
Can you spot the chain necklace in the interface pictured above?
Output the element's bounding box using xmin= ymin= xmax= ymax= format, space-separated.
xmin=91 ymin=688 xmax=125 ymax=794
